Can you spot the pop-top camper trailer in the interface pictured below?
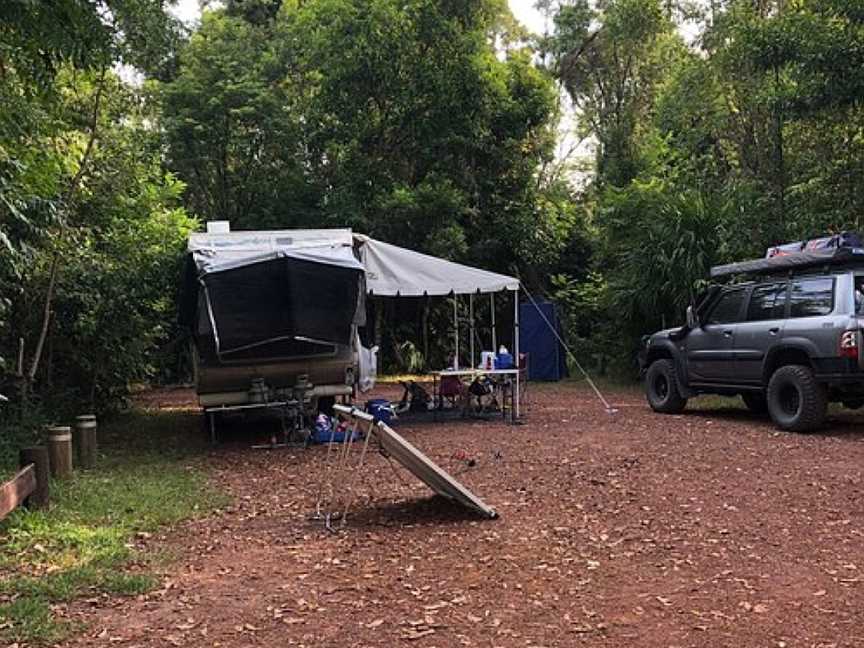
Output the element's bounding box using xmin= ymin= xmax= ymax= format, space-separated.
xmin=181 ymin=224 xmax=366 ymax=414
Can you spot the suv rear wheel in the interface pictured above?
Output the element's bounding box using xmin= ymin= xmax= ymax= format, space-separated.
xmin=766 ymin=365 xmax=827 ymax=432
xmin=645 ymin=359 xmax=687 ymax=414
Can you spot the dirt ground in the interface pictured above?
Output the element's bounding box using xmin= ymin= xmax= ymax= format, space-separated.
xmin=61 ymin=381 xmax=864 ymax=648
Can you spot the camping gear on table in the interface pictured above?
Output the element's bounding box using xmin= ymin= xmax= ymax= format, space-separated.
xmin=480 ymin=351 xmax=496 ymax=370
xmin=496 ymin=346 xmax=514 ymax=370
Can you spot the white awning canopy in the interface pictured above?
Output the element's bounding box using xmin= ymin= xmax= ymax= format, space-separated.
xmin=356 ymin=235 xmax=519 ymax=296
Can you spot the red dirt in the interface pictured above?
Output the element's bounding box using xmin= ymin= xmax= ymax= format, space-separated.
xmin=61 ymin=382 xmax=864 ymax=647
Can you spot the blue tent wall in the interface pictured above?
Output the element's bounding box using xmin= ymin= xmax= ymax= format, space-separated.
xmin=519 ymin=301 xmax=567 ymax=381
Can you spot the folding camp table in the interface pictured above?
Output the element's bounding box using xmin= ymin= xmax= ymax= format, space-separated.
xmin=431 ymin=368 xmax=520 ymax=422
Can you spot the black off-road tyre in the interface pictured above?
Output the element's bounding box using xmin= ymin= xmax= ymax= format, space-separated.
xmin=741 ymin=392 xmax=768 ymax=414
xmin=766 ymin=365 xmax=827 ymax=432
xmin=645 ymin=359 xmax=687 ymax=414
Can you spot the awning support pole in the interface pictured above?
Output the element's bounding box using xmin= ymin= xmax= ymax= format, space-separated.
xmin=469 ymin=293 xmax=475 ymax=370
xmin=514 ymin=287 xmax=520 ymax=421
xmin=453 ymin=296 xmax=459 ymax=370
xmin=491 ymin=293 xmax=497 ymax=351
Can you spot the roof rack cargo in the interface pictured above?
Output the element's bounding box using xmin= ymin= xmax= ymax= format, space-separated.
xmin=710 ymin=246 xmax=864 ymax=279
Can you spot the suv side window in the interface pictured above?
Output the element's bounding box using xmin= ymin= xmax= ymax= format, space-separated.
xmin=855 ymin=276 xmax=864 ymax=314
xmin=789 ymin=277 xmax=834 ymax=318
xmin=747 ymin=283 xmax=787 ymax=321
xmin=706 ymin=288 xmax=747 ymax=325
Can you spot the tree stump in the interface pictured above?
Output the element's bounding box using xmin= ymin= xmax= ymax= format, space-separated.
xmin=74 ymin=414 xmax=98 ymax=469
xmin=47 ymin=426 xmax=73 ymax=479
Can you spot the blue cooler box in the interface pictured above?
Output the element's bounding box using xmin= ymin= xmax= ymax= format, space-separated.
xmin=366 ymin=399 xmax=394 ymax=425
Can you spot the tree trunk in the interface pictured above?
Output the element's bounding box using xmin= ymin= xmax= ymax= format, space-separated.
xmin=772 ymin=62 xmax=786 ymax=240
xmin=25 ymin=67 xmax=107 ymax=398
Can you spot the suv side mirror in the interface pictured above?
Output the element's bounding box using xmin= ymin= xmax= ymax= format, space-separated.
xmin=686 ymin=305 xmax=699 ymax=329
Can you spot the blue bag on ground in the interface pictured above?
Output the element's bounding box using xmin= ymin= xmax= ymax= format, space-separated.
xmin=311 ymin=414 xmax=361 ymax=444
xmin=366 ymin=399 xmax=393 ymax=424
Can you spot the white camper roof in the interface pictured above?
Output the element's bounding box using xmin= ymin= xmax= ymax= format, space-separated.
xmin=188 ymin=228 xmax=354 ymax=254
xmin=355 ymin=235 xmax=519 ymax=296
xmin=188 ymin=228 xmax=360 ymax=274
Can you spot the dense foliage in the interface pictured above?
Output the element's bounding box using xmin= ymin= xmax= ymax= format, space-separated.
xmin=0 ymin=1 xmax=194 ymax=453
xmin=3 ymin=0 xmax=864 ymax=430
xmin=543 ymin=0 xmax=864 ymax=370
xmin=159 ymin=0 xmax=570 ymax=273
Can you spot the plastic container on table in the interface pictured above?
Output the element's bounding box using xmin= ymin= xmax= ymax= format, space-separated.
xmin=496 ymin=351 xmax=514 ymax=370
xmin=480 ymin=351 xmax=497 ymax=370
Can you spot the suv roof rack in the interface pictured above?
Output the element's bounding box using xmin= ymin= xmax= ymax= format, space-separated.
xmin=710 ymin=247 xmax=864 ymax=279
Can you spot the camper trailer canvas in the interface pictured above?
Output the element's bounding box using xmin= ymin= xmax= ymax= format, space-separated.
xmin=181 ymin=225 xmax=366 ymax=413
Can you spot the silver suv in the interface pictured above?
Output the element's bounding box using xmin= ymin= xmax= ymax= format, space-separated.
xmin=641 ymin=269 xmax=864 ymax=431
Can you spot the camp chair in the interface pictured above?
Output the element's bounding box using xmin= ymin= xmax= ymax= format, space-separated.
xmin=396 ymin=380 xmax=432 ymax=414
xmin=467 ymin=375 xmax=498 ymax=415
xmin=438 ymin=375 xmax=469 ymax=414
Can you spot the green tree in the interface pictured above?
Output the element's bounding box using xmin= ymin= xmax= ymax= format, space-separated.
xmin=160 ymin=0 xmax=567 ymax=273
xmin=542 ymin=0 xmax=679 ymax=187
xmin=1 ymin=1 xmax=190 ymax=410
xmin=159 ymin=10 xmax=319 ymax=229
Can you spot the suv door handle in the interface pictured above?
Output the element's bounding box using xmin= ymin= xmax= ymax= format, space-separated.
xmin=769 ymin=327 xmax=780 ymax=335
xmin=723 ymin=330 xmax=733 ymax=338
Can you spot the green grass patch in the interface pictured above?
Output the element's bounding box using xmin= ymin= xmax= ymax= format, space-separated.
xmin=0 ymin=597 xmax=70 ymax=644
xmin=0 ymin=406 xmax=228 ymax=644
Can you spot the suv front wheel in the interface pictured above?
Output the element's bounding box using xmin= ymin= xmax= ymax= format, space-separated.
xmin=645 ymin=359 xmax=687 ymax=414
xmin=766 ymin=365 xmax=827 ymax=432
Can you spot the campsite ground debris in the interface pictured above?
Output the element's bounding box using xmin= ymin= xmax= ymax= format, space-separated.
xmin=51 ymin=383 xmax=864 ymax=647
